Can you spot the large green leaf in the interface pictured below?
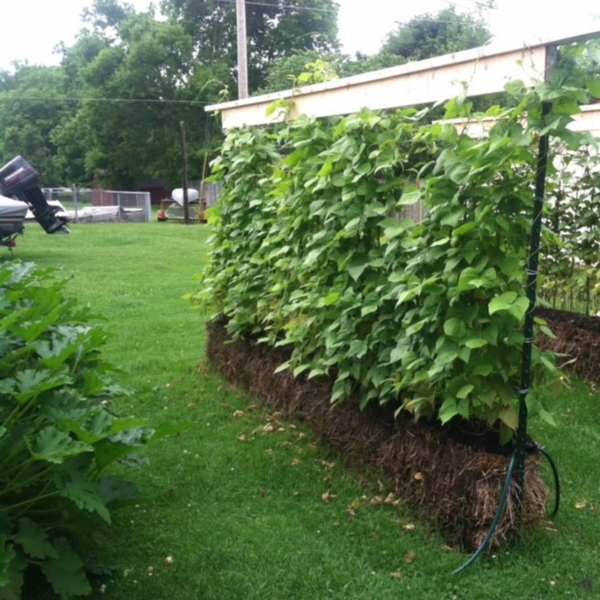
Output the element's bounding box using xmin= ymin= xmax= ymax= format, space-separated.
xmin=31 ymin=427 xmax=92 ymax=464
xmin=57 ymin=473 xmax=111 ymax=523
xmin=0 ymin=549 xmax=26 ymax=600
xmin=40 ymin=537 xmax=91 ymax=599
xmin=0 ymin=536 xmax=15 ymax=588
xmin=488 ymin=292 xmax=530 ymax=321
xmin=13 ymin=518 xmax=58 ymax=560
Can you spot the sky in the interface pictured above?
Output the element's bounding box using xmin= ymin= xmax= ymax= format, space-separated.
xmin=0 ymin=0 xmax=598 ymax=72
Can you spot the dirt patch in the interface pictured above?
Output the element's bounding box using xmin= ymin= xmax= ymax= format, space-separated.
xmin=207 ymin=321 xmax=550 ymax=551
xmin=537 ymin=308 xmax=600 ymax=383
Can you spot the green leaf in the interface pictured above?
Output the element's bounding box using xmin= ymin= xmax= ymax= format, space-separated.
xmin=588 ymin=78 xmax=600 ymax=99
xmin=398 ymin=189 xmax=421 ymax=205
xmin=465 ymin=337 xmax=487 ymax=349
xmin=31 ymin=427 xmax=92 ymax=464
xmin=453 ymin=221 xmax=476 ymax=237
xmin=0 ymin=547 xmax=26 ymax=600
xmin=322 ymin=292 xmax=341 ymax=306
xmin=552 ymin=98 xmax=581 ymax=115
xmin=456 ymin=384 xmax=474 ymax=399
xmin=15 ymin=370 xmax=70 ymax=404
xmin=13 ymin=518 xmax=58 ymax=560
xmin=443 ymin=317 xmax=467 ymax=338
xmin=347 ymin=256 xmax=370 ymax=281
xmin=97 ymin=476 xmax=143 ymax=507
xmin=0 ymin=536 xmax=16 ymax=588
xmin=499 ymin=406 xmax=518 ymax=430
xmin=57 ymin=472 xmax=111 ymax=523
xmin=539 ymin=408 xmax=557 ymax=427
xmin=40 ymin=537 xmax=91 ymax=599
xmin=439 ymin=397 xmax=459 ymax=424
xmin=488 ymin=291 xmax=518 ymax=315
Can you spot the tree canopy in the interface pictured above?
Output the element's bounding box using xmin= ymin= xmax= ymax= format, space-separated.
xmin=0 ymin=1 xmax=500 ymax=189
xmin=381 ymin=6 xmax=491 ymax=61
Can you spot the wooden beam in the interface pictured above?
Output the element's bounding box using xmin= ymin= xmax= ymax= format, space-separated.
xmin=206 ymin=27 xmax=600 ymax=129
xmin=444 ymin=104 xmax=600 ymax=138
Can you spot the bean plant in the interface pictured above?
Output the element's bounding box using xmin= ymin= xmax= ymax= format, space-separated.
xmin=197 ymin=42 xmax=599 ymax=443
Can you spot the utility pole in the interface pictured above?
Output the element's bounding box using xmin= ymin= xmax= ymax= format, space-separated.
xmin=236 ymin=0 xmax=249 ymax=99
xmin=180 ymin=121 xmax=190 ymax=225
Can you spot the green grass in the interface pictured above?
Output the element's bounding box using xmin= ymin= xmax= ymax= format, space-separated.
xmin=3 ymin=222 xmax=600 ymax=599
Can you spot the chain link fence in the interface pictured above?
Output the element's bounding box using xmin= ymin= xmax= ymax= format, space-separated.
xmin=42 ymin=188 xmax=152 ymax=223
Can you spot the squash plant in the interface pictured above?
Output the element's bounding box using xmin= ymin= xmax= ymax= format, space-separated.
xmin=0 ymin=262 xmax=180 ymax=599
xmin=198 ymin=44 xmax=598 ymax=442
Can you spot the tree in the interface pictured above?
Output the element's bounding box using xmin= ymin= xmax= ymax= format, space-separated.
xmin=0 ymin=66 xmax=71 ymax=185
xmin=260 ymin=50 xmax=407 ymax=94
xmin=381 ymin=5 xmax=491 ymax=62
xmin=60 ymin=11 xmax=222 ymax=188
xmin=160 ymin=0 xmax=339 ymax=92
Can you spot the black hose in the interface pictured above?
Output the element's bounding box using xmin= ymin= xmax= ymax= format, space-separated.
xmin=453 ymin=442 xmax=560 ymax=574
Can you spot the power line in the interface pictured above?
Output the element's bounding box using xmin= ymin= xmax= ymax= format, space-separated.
xmin=213 ymin=0 xmax=337 ymax=15
xmin=0 ymin=96 xmax=211 ymax=105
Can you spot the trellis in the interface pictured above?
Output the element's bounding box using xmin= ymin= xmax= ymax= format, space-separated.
xmin=206 ymin=26 xmax=600 ymax=571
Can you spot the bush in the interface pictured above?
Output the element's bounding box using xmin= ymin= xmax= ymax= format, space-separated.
xmin=0 ymin=262 xmax=167 ymax=599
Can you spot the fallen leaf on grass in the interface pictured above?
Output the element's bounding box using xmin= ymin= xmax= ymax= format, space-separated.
xmin=402 ymin=523 xmax=415 ymax=531
xmin=575 ymin=501 xmax=588 ymax=510
xmin=404 ymin=551 xmax=417 ymax=564
xmin=233 ymin=410 xmax=245 ymax=418
xmin=321 ymin=491 xmax=337 ymax=503
xmin=237 ymin=434 xmax=247 ymax=442
xmin=383 ymin=493 xmax=397 ymax=505
xmin=187 ymin=403 xmax=197 ymax=409
xmin=291 ymin=458 xmax=301 ymax=466
xmin=390 ymin=571 xmax=403 ymax=579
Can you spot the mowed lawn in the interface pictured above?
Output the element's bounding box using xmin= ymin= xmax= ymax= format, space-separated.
xmin=3 ymin=221 xmax=600 ymax=600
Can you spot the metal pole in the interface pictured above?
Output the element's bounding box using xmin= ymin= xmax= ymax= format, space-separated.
xmin=513 ymin=44 xmax=557 ymax=518
xmin=180 ymin=121 xmax=190 ymax=225
xmin=236 ymin=0 xmax=249 ymax=99
xmin=514 ymin=102 xmax=551 ymax=517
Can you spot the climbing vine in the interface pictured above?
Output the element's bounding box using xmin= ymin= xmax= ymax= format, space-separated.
xmin=196 ymin=42 xmax=599 ymax=441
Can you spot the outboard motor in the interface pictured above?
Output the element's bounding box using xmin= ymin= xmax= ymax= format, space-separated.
xmin=0 ymin=156 xmax=69 ymax=234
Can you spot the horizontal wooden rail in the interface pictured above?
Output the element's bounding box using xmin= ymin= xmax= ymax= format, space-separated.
xmin=206 ymin=27 xmax=600 ymax=130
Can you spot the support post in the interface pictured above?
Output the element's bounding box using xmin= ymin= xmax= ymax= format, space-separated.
xmin=236 ymin=0 xmax=249 ymax=99
xmin=180 ymin=121 xmax=190 ymax=225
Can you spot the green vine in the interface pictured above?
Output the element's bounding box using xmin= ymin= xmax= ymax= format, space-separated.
xmin=196 ymin=41 xmax=600 ymax=442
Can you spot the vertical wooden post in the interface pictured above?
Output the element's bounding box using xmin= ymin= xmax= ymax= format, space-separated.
xmin=180 ymin=121 xmax=190 ymax=225
xmin=236 ymin=0 xmax=249 ymax=99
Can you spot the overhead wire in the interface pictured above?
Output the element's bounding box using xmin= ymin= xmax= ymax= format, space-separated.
xmin=0 ymin=96 xmax=211 ymax=105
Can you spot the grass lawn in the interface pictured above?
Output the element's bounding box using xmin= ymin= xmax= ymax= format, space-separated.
xmin=3 ymin=221 xmax=600 ymax=600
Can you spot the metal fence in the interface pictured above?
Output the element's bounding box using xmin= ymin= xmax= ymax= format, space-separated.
xmin=43 ymin=188 xmax=152 ymax=223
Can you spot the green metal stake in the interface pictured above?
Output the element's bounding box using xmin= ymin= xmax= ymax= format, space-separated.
xmin=513 ymin=101 xmax=552 ymax=519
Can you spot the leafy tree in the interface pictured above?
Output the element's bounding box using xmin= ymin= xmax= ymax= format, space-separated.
xmin=161 ymin=0 xmax=339 ymax=92
xmin=381 ymin=5 xmax=491 ymax=62
xmin=260 ymin=50 xmax=407 ymax=94
xmin=55 ymin=8 xmax=224 ymax=188
xmin=0 ymin=66 xmax=71 ymax=185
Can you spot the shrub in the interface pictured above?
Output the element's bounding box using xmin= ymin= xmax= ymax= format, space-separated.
xmin=0 ymin=262 xmax=168 ymax=599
